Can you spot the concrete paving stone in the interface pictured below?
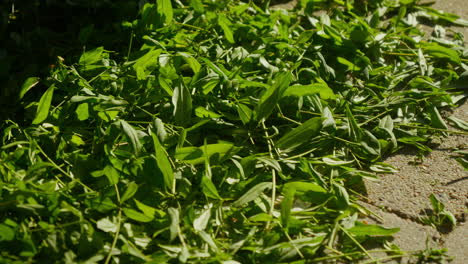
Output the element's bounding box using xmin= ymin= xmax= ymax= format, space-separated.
xmin=359 ymin=202 xmax=443 ymax=264
xmin=443 ymin=222 xmax=468 ymax=264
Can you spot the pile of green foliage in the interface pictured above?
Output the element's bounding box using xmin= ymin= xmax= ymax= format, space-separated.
xmin=1 ymin=0 xmax=467 ymax=263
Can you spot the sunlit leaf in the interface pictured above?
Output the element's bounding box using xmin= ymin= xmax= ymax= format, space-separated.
xmin=157 ymin=0 xmax=173 ymax=25
xmin=133 ymin=49 xmax=162 ymax=80
xmin=283 ymin=83 xmax=335 ymax=99
xmin=151 ymin=131 xmax=174 ymax=192
xmin=255 ymin=72 xmax=291 ymax=121
xmin=121 ymin=182 xmax=139 ymax=203
xmin=348 ymin=224 xmax=400 ymax=237
xmin=421 ymin=42 xmax=461 ymax=64
xmin=119 ymin=120 xmax=143 ymax=155
xmin=168 ymin=207 xmax=180 ymax=242
xmin=75 ymin=103 xmax=89 ymax=121
xmin=193 ymin=206 xmax=212 ymax=232
xmin=175 ymin=143 xmax=239 ymax=165
xmin=79 ymin=47 xmax=104 ymax=67
xmin=172 ymin=81 xmax=192 ymax=126
xmin=276 ymin=117 xmax=323 ymax=152
xmin=232 ymin=182 xmax=273 ymax=207
xmin=217 ymin=14 xmax=235 ymax=43
xmin=201 ymin=176 xmax=222 ymax=200
xmin=96 ymin=217 xmax=118 ymax=233
xmin=123 ymin=208 xmax=154 ymax=223
xmin=103 ymin=165 xmax=120 ymax=185
xmin=32 ymin=85 xmax=55 ymax=125
xmin=19 ymin=77 xmax=39 ymax=100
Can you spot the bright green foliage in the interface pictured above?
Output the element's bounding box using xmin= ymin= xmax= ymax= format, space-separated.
xmin=1 ymin=0 xmax=467 ymax=263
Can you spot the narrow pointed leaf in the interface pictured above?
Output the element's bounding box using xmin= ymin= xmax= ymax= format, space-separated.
xmin=172 ymin=82 xmax=192 ymax=126
xmin=151 ymin=132 xmax=174 ymax=192
xmin=201 ymin=176 xmax=222 ymax=200
xmin=276 ymin=117 xmax=323 ymax=152
xmin=19 ymin=77 xmax=39 ymax=100
xmin=32 ymin=85 xmax=55 ymax=125
xmin=168 ymin=208 xmax=180 ymax=242
xmin=348 ymin=224 xmax=400 ymax=237
xmin=193 ymin=206 xmax=212 ymax=232
xmin=123 ymin=208 xmax=154 ymax=223
xmin=157 ymin=0 xmax=173 ymax=25
xmin=133 ymin=49 xmax=162 ymax=80
xmin=232 ymin=182 xmax=273 ymax=207
xmin=217 ymin=14 xmax=235 ymax=43
xmin=121 ymin=182 xmax=139 ymax=203
xmin=119 ymin=120 xmax=142 ymax=155
xmin=255 ymin=72 xmax=291 ymax=121
xmin=283 ymin=83 xmax=335 ymax=99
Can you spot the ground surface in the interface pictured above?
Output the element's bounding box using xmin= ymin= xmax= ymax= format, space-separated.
xmin=271 ymin=0 xmax=468 ymax=262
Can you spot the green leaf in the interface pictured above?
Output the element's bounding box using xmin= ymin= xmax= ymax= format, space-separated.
xmin=237 ymin=104 xmax=253 ymax=125
xmin=75 ymin=103 xmax=89 ymax=121
xmin=119 ymin=120 xmax=143 ymax=156
xmin=168 ymin=207 xmax=180 ymax=242
xmin=217 ymin=14 xmax=235 ymax=43
xmin=133 ymin=49 xmax=162 ymax=80
xmin=255 ymin=72 xmax=291 ymax=121
xmin=448 ymin=116 xmax=468 ymax=131
xmin=337 ymin=57 xmax=361 ymax=71
xmin=201 ymin=58 xmax=228 ymax=80
xmin=333 ymin=182 xmax=349 ymax=209
xmin=428 ymin=105 xmax=448 ymax=131
xmin=345 ymin=105 xmax=362 ymax=141
xmin=121 ymin=182 xmax=139 ymax=203
xmin=103 ymin=165 xmax=120 ymax=185
xmin=421 ymin=42 xmax=461 ymax=64
xmin=154 ymin=118 xmax=168 ymax=142
xmin=32 ymin=85 xmax=55 ymax=124
xmin=19 ymin=77 xmax=39 ymax=100
xmin=157 ymin=0 xmax=173 ymax=25
xmin=322 ymin=107 xmax=336 ymax=129
xmin=198 ymin=231 xmax=218 ymax=251
xmin=175 ymin=143 xmax=238 ymax=165
xmin=151 ymin=131 xmax=174 ymax=192
xmin=283 ymin=83 xmax=335 ymax=99
xmin=193 ymin=206 xmax=212 ymax=232
xmin=232 ymin=182 xmax=273 ymax=207
xmin=195 ymin=107 xmax=222 ymax=118
xmin=281 ymin=181 xmax=327 ymax=228
xmin=370 ymin=163 xmax=398 ymax=173
xmin=429 ymin=193 xmax=444 ymax=213
xmin=276 ymin=117 xmax=323 ymax=152
xmin=178 ymin=52 xmax=201 ymax=74
xmin=322 ymin=157 xmax=354 ymax=166
xmin=456 ymin=157 xmax=468 ymax=170
xmin=201 ymin=176 xmax=222 ymax=200
xmin=172 ymin=81 xmax=192 ymax=126
xmin=280 ymin=184 xmax=296 ymax=229
xmin=96 ymin=217 xmax=118 ymax=233
xmin=348 ymin=224 xmax=400 ymax=237
xmin=379 ymin=115 xmax=394 ymax=131
xmin=79 ymin=47 xmax=104 ymax=67
xmin=0 ymin=224 xmax=15 ymax=241
xmin=190 ymin=0 xmax=204 ymax=13
xmin=123 ymin=208 xmax=154 ymax=223
xmin=134 ymin=199 xmax=159 ymax=218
